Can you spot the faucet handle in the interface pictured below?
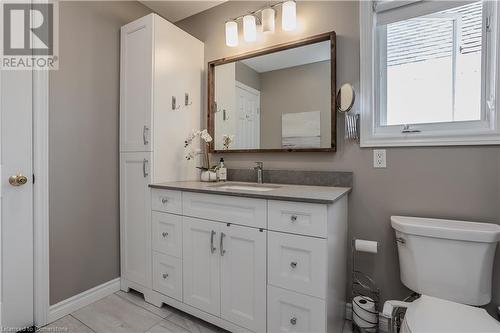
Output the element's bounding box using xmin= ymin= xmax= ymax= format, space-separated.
xmin=255 ymin=161 xmax=263 ymax=169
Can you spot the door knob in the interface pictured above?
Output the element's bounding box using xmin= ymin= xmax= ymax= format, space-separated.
xmin=9 ymin=173 xmax=28 ymax=186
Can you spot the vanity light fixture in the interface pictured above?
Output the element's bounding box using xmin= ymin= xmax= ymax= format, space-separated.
xmin=243 ymin=15 xmax=257 ymax=42
xmin=262 ymin=7 xmax=275 ymax=33
xmin=225 ymin=20 xmax=238 ymax=47
xmin=282 ymin=0 xmax=297 ymax=31
xmin=224 ymin=1 xmax=297 ymax=47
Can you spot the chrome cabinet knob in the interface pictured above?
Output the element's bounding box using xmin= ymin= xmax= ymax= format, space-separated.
xmin=162 ymin=232 xmax=168 ymax=238
xmin=162 ymin=273 xmax=168 ymax=279
xmin=290 ymin=261 xmax=297 ymax=268
xmin=290 ymin=215 xmax=297 ymax=222
xmin=161 ymin=198 xmax=168 ymax=204
xmin=290 ymin=317 xmax=297 ymax=325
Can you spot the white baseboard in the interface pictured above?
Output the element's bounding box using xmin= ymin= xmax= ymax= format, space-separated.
xmin=346 ymin=302 xmax=389 ymax=333
xmin=48 ymin=278 xmax=120 ymax=323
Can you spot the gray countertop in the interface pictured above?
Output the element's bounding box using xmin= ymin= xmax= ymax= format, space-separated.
xmin=149 ymin=181 xmax=351 ymax=204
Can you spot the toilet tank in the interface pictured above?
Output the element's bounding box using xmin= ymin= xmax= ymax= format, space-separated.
xmin=391 ymin=216 xmax=500 ymax=306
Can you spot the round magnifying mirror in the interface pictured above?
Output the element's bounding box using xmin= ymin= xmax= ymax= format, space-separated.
xmin=336 ymin=83 xmax=355 ymax=113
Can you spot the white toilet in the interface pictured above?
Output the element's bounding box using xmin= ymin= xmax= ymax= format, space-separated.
xmin=386 ymin=216 xmax=500 ymax=332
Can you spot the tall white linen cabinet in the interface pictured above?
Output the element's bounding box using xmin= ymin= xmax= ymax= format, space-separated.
xmin=119 ymin=13 xmax=203 ymax=300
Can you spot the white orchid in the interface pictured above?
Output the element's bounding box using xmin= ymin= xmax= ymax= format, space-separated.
xmin=200 ymin=129 xmax=213 ymax=143
xmin=184 ymin=129 xmax=213 ymax=170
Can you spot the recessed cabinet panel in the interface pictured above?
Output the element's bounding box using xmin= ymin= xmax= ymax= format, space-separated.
xmin=221 ymin=224 xmax=267 ymax=332
xmin=152 ymin=212 xmax=182 ymax=258
xmin=268 ymin=200 xmax=327 ymax=238
xmin=120 ymin=16 xmax=153 ymax=152
xmin=182 ymin=192 xmax=267 ymax=228
xmin=120 ymin=152 xmax=152 ymax=288
xmin=151 ymin=189 xmax=182 ymax=214
xmin=153 ymin=252 xmax=183 ymax=301
xmin=267 ymin=285 xmax=326 ymax=333
xmin=182 ymin=217 xmax=221 ymax=316
xmin=268 ymin=231 xmax=327 ymax=298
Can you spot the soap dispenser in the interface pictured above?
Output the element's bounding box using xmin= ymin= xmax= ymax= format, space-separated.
xmin=218 ymin=158 xmax=227 ymax=181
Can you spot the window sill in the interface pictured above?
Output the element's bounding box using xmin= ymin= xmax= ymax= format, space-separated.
xmin=360 ymin=131 xmax=500 ymax=147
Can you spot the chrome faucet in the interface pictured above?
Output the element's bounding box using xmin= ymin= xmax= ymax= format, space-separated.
xmin=254 ymin=162 xmax=264 ymax=184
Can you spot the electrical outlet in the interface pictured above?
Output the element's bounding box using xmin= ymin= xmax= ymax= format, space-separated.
xmin=373 ymin=149 xmax=387 ymax=168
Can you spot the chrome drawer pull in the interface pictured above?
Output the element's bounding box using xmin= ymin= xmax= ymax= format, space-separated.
xmin=290 ymin=261 xmax=297 ymax=268
xmin=220 ymin=232 xmax=226 ymax=256
xmin=396 ymin=237 xmax=406 ymax=245
xmin=162 ymin=232 xmax=168 ymax=238
xmin=161 ymin=198 xmax=168 ymax=204
xmin=290 ymin=215 xmax=298 ymax=222
xmin=210 ymin=230 xmax=217 ymax=253
xmin=142 ymin=159 xmax=149 ymax=178
xmin=162 ymin=273 xmax=168 ymax=279
xmin=143 ymin=125 xmax=149 ymax=145
xmin=290 ymin=317 xmax=297 ymax=325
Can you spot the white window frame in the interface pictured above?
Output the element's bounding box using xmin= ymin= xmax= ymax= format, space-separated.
xmin=360 ymin=0 xmax=500 ymax=147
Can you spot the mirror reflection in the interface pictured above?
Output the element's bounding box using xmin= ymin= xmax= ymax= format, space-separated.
xmin=213 ymin=40 xmax=332 ymax=151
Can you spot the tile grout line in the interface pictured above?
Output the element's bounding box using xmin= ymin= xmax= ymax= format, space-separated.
xmin=114 ymin=291 xmax=172 ymax=320
xmin=68 ymin=314 xmax=98 ymax=333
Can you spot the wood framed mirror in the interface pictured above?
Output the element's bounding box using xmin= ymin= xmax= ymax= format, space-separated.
xmin=208 ymin=31 xmax=336 ymax=153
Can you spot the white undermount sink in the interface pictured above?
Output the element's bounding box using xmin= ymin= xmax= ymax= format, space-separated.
xmin=210 ymin=184 xmax=281 ymax=192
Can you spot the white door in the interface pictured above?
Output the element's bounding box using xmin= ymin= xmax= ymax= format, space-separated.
xmin=1 ymin=70 xmax=34 ymax=326
xmin=221 ymin=225 xmax=266 ymax=332
xmin=120 ymin=15 xmax=153 ymax=152
xmin=120 ymin=152 xmax=152 ymax=288
xmin=235 ymin=82 xmax=260 ymax=149
xmin=183 ymin=217 xmax=220 ymax=316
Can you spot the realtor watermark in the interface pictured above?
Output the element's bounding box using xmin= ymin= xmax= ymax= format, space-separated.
xmin=1 ymin=1 xmax=59 ymax=70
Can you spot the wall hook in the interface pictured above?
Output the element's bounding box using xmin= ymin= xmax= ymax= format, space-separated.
xmin=172 ymin=96 xmax=181 ymax=110
xmin=184 ymin=93 xmax=193 ymax=106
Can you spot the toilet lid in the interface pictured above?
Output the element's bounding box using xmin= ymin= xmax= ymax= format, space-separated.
xmin=404 ymin=295 xmax=500 ymax=333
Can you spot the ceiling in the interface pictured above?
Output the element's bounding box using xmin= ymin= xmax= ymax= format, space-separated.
xmin=140 ymin=1 xmax=226 ymax=23
xmin=240 ymin=41 xmax=331 ymax=73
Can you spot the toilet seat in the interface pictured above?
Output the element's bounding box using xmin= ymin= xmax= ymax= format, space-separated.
xmin=402 ymin=295 xmax=500 ymax=333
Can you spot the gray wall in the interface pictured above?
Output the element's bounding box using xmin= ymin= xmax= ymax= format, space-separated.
xmin=177 ymin=1 xmax=500 ymax=314
xmin=235 ymin=62 xmax=261 ymax=91
xmin=260 ymin=61 xmax=331 ymax=148
xmin=49 ymin=1 xmax=151 ymax=304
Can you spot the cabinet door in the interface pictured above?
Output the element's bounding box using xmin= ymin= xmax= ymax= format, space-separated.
xmin=120 ymin=152 xmax=152 ymax=287
xmin=221 ymin=225 xmax=266 ymax=332
xmin=120 ymin=15 xmax=153 ymax=152
xmin=183 ymin=217 xmax=221 ymax=316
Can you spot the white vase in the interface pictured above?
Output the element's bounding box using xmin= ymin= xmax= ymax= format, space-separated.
xmin=200 ymin=170 xmax=217 ymax=182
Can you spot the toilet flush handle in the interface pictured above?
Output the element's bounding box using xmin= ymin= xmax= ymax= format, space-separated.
xmin=382 ymin=300 xmax=412 ymax=319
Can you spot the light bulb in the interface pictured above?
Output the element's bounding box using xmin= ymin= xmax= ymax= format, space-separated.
xmin=282 ymin=0 xmax=297 ymax=31
xmin=243 ymin=15 xmax=257 ymax=42
xmin=225 ymin=20 xmax=238 ymax=47
xmin=262 ymin=7 xmax=275 ymax=33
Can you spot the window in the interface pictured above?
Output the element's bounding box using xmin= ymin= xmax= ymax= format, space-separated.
xmin=360 ymin=0 xmax=500 ymax=146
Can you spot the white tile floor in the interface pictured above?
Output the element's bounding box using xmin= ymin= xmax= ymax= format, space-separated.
xmin=40 ymin=290 xmax=353 ymax=333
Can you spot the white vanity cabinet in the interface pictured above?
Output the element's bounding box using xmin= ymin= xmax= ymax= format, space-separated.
xmin=119 ymin=13 xmax=203 ymax=295
xmin=182 ymin=217 xmax=267 ymax=333
xmin=123 ymin=187 xmax=348 ymax=333
xmin=119 ymin=152 xmax=152 ymax=288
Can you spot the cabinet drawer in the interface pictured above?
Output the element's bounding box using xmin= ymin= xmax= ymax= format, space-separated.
xmin=267 ymin=285 xmax=326 ymax=333
xmin=152 ymin=252 xmax=182 ymax=301
xmin=268 ymin=232 xmax=327 ymax=298
xmin=268 ymin=200 xmax=327 ymax=238
xmin=151 ymin=189 xmax=182 ymax=214
xmin=152 ymin=212 xmax=182 ymax=258
xmin=183 ymin=192 xmax=266 ymax=228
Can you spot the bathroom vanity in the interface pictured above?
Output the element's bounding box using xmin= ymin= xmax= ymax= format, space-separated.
xmin=119 ymin=12 xmax=349 ymax=333
xmin=120 ymin=181 xmax=350 ymax=333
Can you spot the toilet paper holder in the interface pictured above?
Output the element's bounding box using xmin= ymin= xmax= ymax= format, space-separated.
xmin=351 ymin=239 xmax=380 ymax=333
